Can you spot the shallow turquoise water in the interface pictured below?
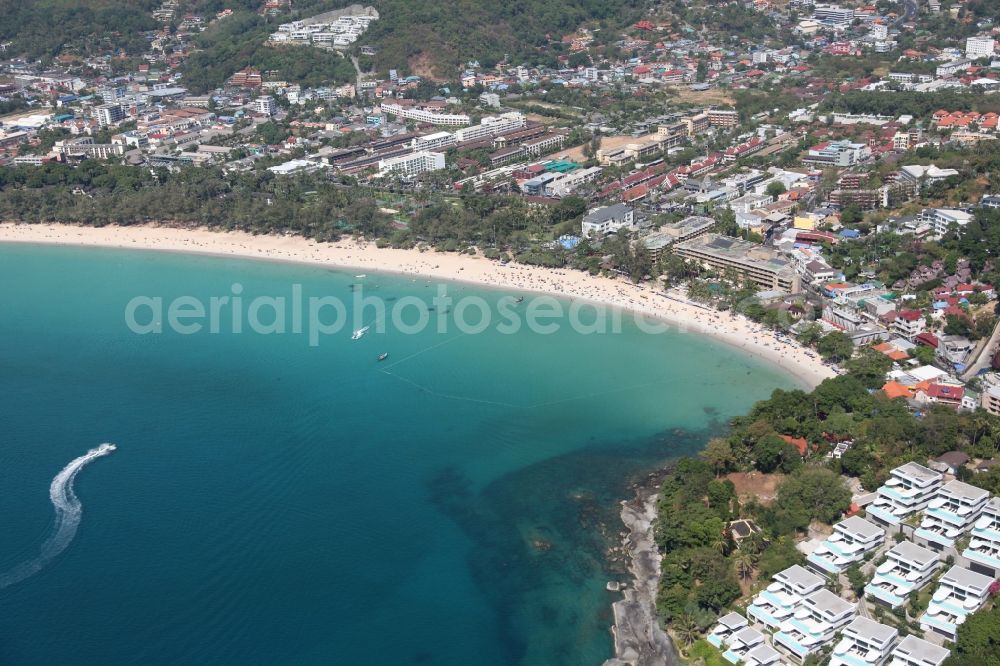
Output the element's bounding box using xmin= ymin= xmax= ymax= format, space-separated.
xmin=0 ymin=245 xmax=795 ymax=665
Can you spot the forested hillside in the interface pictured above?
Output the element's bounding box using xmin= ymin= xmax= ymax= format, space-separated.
xmin=0 ymin=0 xmax=159 ymax=59
xmin=3 ymin=0 xmax=644 ymax=85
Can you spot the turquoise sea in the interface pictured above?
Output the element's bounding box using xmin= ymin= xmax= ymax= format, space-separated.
xmin=0 ymin=245 xmax=795 ymax=665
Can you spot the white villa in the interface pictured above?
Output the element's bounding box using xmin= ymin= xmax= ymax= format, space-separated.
xmin=721 ymin=626 xmax=769 ymax=664
xmin=773 ymin=589 xmax=856 ymax=662
xmin=864 ymin=541 xmax=940 ymax=609
xmin=963 ymin=496 xmax=1000 ymax=577
xmin=808 ymin=516 xmax=885 ymax=575
xmin=889 ymin=635 xmax=950 ymax=666
xmin=866 ymin=462 xmax=943 ymax=528
xmin=915 ymin=480 xmax=990 ymax=549
xmin=747 ymin=565 xmax=826 ymax=630
xmin=707 ymin=612 xmax=749 ymax=649
xmin=919 ymin=565 xmax=995 ymax=641
xmin=828 ymin=617 xmax=898 ymax=666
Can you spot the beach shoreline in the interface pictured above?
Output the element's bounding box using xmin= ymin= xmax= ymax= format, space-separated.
xmin=0 ymin=222 xmax=836 ymax=390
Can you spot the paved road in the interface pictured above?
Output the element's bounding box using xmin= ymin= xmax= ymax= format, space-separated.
xmin=894 ymin=0 xmax=918 ymax=27
xmin=962 ymin=316 xmax=1000 ymax=380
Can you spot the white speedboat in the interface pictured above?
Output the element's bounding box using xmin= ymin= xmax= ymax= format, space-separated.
xmin=351 ymin=326 xmax=370 ymax=340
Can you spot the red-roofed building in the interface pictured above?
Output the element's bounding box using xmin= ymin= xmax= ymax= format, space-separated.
xmin=915 ymin=332 xmax=939 ymax=348
xmin=916 ymin=383 xmax=965 ymax=409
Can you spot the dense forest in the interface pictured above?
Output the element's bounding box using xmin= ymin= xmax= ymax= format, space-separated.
xmin=0 ymin=0 xmax=159 ymax=59
xmin=183 ymin=0 xmax=645 ymax=84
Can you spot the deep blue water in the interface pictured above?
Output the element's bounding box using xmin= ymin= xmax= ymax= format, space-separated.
xmin=0 ymin=245 xmax=795 ymax=665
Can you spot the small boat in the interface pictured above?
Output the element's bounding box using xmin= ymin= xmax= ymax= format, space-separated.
xmin=377 ymin=352 xmax=389 ymax=362
xmin=514 ymin=296 xmax=524 ymax=304
xmin=355 ymin=274 xmax=366 ymax=279
xmin=351 ymin=326 xmax=370 ymax=340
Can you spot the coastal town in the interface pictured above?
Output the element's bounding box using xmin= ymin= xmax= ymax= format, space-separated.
xmin=2 ymin=0 xmax=1000 ymax=665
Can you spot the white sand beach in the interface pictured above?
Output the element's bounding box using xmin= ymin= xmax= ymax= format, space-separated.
xmin=0 ymin=222 xmax=836 ymax=389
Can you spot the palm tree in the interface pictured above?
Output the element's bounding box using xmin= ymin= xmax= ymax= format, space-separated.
xmin=674 ymin=613 xmax=699 ymax=648
xmin=734 ymin=550 xmax=757 ymax=582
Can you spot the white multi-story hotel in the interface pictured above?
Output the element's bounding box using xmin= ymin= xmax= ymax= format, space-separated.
xmin=380 ymin=103 xmax=471 ymax=127
xmin=813 ymin=3 xmax=854 ymax=28
xmin=867 ymin=462 xmax=944 ymax=528
xmin=412 ymin=131 xmax=456 ymax=152
xmin=864 ymin=540 xmax=940 ymax=609
xmin=453 ymin=112 xmax=526 ymax=143
xmin=890 ymin=636 xmax=950 ymax=666
xmin=774 ymin=589 xmax=856 ymax=662
xmin=919 ymin=565 xmax=994 ymax=641
xmin=966 ymin=36 xmax=996 ymax=60
xmin=915 ymin=480 xmax=990 ymax=549
xmin=747 ymin=565 xmax=826 ymax=629
xmin=828 ymin=618 xmax=898 ymax=666
xmin=377 ymin=151 xmax=446 ymax=177
xmin=962 ymin=496 xmax=1000 ymax=577
xmin=808 ymin=516 xmax=885 ymax=575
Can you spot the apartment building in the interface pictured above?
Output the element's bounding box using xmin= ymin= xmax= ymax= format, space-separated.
xmin=802 ymin=140 xmax=870 ymax=168
xmin=95 ymin=103 xmax=125 ymax=127
xmin=773 ymin=589 xmax=855 ymax=662
xmin=962 ymin=496 xmax=1000 ymax=576
xmin=377 ymin=151 xmax=446 ymax=177
xmin=380 ymin=103 xmax=471 ymax=127
xmin=674 ymin=234 xmax=802 ymax=293
xmin=966 ymin=36 xmax=996 ymax=60
xmin=412 ymin=131 xmax=456 ymax=152
xmin=708 ymin=109 xmax=740 ymax=128
xmin=807 ymin=516 xmax=885 ymax=575
xmin=521 ymin=133 xmax=564 ymax=158
xmin=919 ymin=565 xmax=994 ymax=640
xmin=892 ymin=310 xmax=926 ymax=341
xmin=867 ymin=462 xmax=944 ymax=528
xmin=864 ymin=540 xmax=940 ymax=609
xmin=747 ymin=565 xmax=826 ymax=630
xmin=547 ymin=166 xmax=603 ymax=197
xmin=684 ymin=112 xmax=710 ymax=136
xmin=706 ymin=612 xmax=749 ymax=648
xmin=582 ymin=203 xmax=635 ymax=236
xmin=897 ymin=165 xmax=959 ymax=194
xmin=920 ymin=208 xmax=974 ymax=236
xmin=828 ymin=618 xmax=898 ymax=666
xmin=55 ymin=138 xmax=125 ymax=160
xmin=890 ymin=636 xmax=950 ymax=666
xmin=813 ymin=3 xmax=854 ymax=29
xmin=254 ymin=95 xmax=277 ymax=116
xmin=453 ymin=113 xmax=526 ymax=143
xmin=915 ymin=480 xmax=990 ymax=549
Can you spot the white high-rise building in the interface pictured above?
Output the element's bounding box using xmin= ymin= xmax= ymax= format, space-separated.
xmin=95 ymin=103 xmax=125 ymax=127
xmin=966 ymin=36 xmax=996 ymax=60
xmin=255 ymin=95 xmax=277 ymax=116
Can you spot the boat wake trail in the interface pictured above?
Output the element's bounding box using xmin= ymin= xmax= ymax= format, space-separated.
xmin=0 ymin=443 xmax=116 ymax=590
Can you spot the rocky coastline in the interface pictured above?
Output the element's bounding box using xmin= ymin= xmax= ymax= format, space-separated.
xmin=604 ymin=473 xmax=679 ymax=666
